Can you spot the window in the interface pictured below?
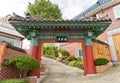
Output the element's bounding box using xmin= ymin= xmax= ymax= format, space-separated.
xmin=75 ymin=48 xmax=82 ymax=58
xmin=113 ymin=4 xmax=120 ymax=19
xmin=0 ymin=35 xmax=15 ymax=45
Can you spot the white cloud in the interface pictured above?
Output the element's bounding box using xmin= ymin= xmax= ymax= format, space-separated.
xmin=0 ymin=0 xmax=34 ymax=17
xmin=50 ymin=0 xmax=98 ymax=19
xmin=0 ymin=0 xmax=97 ymax=19
xmin=62 ymin=6 xmax=84 ymax=19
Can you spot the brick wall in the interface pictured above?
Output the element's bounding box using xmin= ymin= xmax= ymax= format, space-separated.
xmin=5 ymin=45 xmax=27 ymax=59
xmin=0 ymin=44 xmax=28 ymax=79
xmin=60 ymin=43 xmax=81 ymax=55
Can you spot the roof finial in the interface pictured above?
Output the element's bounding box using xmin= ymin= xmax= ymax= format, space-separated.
xmin=26 ymin=13 xmax=31 ymax=19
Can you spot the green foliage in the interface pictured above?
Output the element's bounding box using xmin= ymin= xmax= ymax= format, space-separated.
xmin=76 ymin=57 xmax=82 ymax=61
xmin=61 ymin=59 xmax=68 ymax=64
xmin=67 ymin=56 xmax=76 ymax=61
xmin=42 ymin=45 xmax=58 ymax=58
xmin=8 ymin=55 xmax=40 ymax=70
xmin=25 ymin=0 xmax=62 ymax=19
xmin=59 ymin=50 xmax=70 ymax=57
xmin=0 ymin=79 xmax=29 ymax=83
xmin=7 ymin=55 xmax=40 ymax=78
xmin=2 ymin=59 xmax=9 ymax=66
xmin=94 ymin=58 xmax=109 ymax=66
xmin=68 ymin=60 xmax=83 ymax=67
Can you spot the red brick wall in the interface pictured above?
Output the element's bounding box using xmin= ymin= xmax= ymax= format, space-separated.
xmin=60 ymin=43 xmax=81 ymax=55
xmin=5 ymin=47 xmax=27 ymax=59
xmin=97 ymin=4 xmax=120 ymax=42
xmin=0 ymin=45 xmax=28 ymax=79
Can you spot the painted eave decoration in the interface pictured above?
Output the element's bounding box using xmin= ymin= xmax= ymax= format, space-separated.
xmin=8 ymin=13 xmax=111 ymax=40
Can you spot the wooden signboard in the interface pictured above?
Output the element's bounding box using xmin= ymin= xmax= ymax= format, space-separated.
xmin=0 ymin=43 xmax=6 ymax=72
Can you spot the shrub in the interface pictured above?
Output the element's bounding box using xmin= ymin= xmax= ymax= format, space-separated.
xmin=59 ymin=50 xmax=69 ymax=57
xmin=2 ymin=59 xmax=9 ymax=66
xmin=76 ymin=57 xmax=82 ymax=61
xmin=68 ymin=60 xmax=83 ymax=67
xmin=67 ymin=56 xmax=76 ymax=61
xmin=8 ymin=55 xmax=40 ymax=78
xmin=9 ymin=55 xmax=40 ymax=70
xmin=0 ymin=79 xmax=29 ymax=83
xmin=94 ymin=58 xmax=109 ymax=66
xmin=62 ymin=59 xmax=68 ymax=64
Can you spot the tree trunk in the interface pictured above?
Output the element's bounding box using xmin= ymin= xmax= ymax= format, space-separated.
xmin=19 ymin=69 xmax=23 ymax=78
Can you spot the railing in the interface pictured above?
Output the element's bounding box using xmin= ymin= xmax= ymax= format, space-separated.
xmin=73 ymin=0 xmax=112 ymax=19
xmin=99 ymin=0 xmax=111 ymax=5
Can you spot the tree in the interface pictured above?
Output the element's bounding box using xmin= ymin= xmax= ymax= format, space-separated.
xmin=8 ymin=55 xmax=40 ymax=78
xmin=25 ymin=0 xmax=62 ymax=19
xmin=42 ymin=45 xmax=58 ymax=58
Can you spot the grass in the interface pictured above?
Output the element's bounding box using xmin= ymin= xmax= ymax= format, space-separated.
xmin=0 ymin=78 xmax=29 ymax=83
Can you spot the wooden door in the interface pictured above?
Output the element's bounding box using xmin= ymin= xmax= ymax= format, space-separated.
xmin=113 ymin=34 xmax=120 ymax=61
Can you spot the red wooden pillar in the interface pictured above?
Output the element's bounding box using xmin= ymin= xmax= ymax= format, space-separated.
xmin=84 ymin=37 xmax=96 ymax=74
xmin=28 ymin=38 xmax=40 ymax=77
xmin=81 ymin=40 xmax=88 ymax=75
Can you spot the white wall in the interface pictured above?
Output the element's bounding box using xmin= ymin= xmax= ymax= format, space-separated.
xmin=107 ymin=28 xmax=120 ymax=62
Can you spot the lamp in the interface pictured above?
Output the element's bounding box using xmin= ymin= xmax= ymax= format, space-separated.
xmin=88 ymin=30 xmax=92 ymax=37
xmin=31 ymin=30 xmax=36 ymax=37
xmin=27 ymin=35 xmax=31 ymax=40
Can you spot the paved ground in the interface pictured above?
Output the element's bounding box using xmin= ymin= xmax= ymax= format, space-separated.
xmin=41 ymin=57 xmax=120 ymax=83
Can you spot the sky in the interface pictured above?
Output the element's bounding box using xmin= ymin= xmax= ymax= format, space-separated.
xmin=0 ymin=0 xmax=97 ymax=19
xmin=0 ymin=0 xmax=98 ymax=49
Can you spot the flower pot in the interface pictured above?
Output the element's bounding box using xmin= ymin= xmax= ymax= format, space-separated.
xmin=95 ymin=64 xmax=109 ymax=73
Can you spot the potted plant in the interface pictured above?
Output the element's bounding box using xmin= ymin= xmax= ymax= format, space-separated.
xmin=94 ymin=58 xmax=109 ymax=73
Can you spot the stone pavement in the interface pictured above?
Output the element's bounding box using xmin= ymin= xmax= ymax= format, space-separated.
xmin=40 ymin=57 xmax=120 ymax=83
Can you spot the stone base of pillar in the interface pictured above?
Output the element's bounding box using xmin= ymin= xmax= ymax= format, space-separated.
xmin=28 ymin=69 xmax=40 ymax=78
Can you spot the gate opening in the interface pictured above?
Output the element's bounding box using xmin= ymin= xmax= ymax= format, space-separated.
xmin=42 ymin=42 xmax=84 ymax=71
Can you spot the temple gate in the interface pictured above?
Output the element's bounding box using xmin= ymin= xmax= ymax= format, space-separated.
xmin=9 ymin=13 xmax=111 ymax=77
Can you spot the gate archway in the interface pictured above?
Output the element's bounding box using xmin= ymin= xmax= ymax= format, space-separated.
xmin=9 ymin=13 xmax=111 ymax=77
xmin=38 ymin=40 xmax=87 ymax=75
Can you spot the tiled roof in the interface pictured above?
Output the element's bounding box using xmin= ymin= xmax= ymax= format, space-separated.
xmin=6 ymin=43 xmax=26 ymax=53
xmin=0 ymin=26 xmax=25 ymax=39
xmin=0 ymin=20 xmax=24 ymax=39
xmin=92 ymin=39 xmax=109 ymax=46
xmin=9 ymin=13 xmax=111 ymax=23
